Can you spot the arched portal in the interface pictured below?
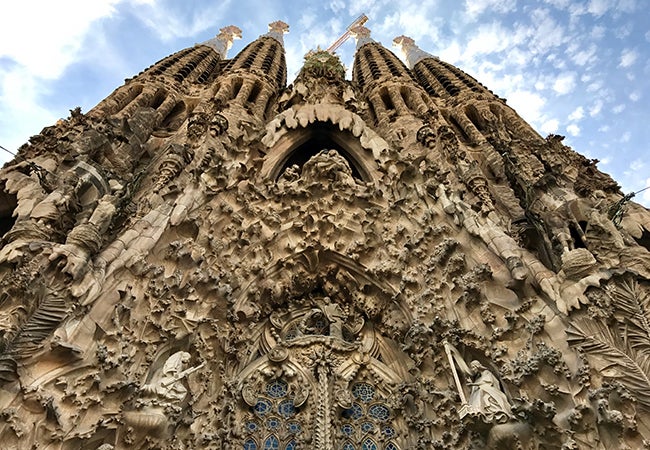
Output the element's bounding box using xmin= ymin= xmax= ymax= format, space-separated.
xmin=261 ymin=122 xmax=379 ymax=183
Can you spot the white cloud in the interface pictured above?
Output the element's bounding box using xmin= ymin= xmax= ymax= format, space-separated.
xmin=619 ymin=48 xmax=638 ymax=67
xmin=541 ymin=119 xmax=559 ymax=134
xmin=526 ymin=9 xmax=567 ymax=53
xmin=591 ymin=26 xmax=606 ymax=39
xmin=0 ymin=0 xmax=148 ymax=160
xmin=568 ymin=43 xmax=597 ymax=66
xmin=0 ymin=1 xmax=125 ymax=79
xmin=566 ymin=124 xmax=580 ymax=136
xmin=553 ymin=72 xmax=576 ymax=94
xmin=616 ymin=0 xmax=637 ymax=13
xmin=134 ymin=1 xmax=231 ymax=41
xmin=568 ymin=106 xmax=584 ymax=121
xmin=507 ymin=90 xmax=546 ymax=124
xmin=643 ymin=178 xmax=650 ymax=204
xmin=629 ymin=91 xmax=642 ymax=102
xmin=329 ymin=0 xmax=346 ymax=13
xmin=465 ymin=0 xmax=517 ymax=19
xmin=587 ymin=0 xmax=611 ymax=16
xmin=589 ymin=100 xmax=603 ymax=117
xmin=612 ymin=104 xmax=626 ymax=113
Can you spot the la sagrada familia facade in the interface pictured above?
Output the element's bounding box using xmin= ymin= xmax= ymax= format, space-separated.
xmin=0 ymin=20 xmax=649 ymax=450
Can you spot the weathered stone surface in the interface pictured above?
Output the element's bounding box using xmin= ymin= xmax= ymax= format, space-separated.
xmin=0 ymin=23 xmax=649 ymax=450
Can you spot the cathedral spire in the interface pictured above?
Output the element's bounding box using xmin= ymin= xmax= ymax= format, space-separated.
xmin=200 ymin=25 xmax=242 ymax=58
xmin=350 ymin=25 xmax=374 ymax=49
xmin=393 ymin=35 xmax=437 ymax=68
xmin=265 ymin=20 xmax=289 ymax=45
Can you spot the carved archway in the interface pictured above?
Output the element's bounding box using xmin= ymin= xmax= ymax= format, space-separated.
xmin=226 ymin=248 xmax=415 ymax=449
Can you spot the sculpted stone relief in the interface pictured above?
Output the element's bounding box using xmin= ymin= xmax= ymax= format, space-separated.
xmin=0 ymin=26 xmax=650 ymax=450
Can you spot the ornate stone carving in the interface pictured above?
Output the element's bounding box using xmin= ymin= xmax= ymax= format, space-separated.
xmin=0 ymin=18 xmax=649 ymax=450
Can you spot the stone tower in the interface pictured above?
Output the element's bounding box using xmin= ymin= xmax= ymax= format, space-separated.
xmin=0 ymin=21 xmax=649 ymax=450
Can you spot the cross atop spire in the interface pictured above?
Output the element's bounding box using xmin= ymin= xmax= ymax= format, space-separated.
xmin=200 ymin=25 xmax=242 ymax=58
xmin=266 ymin=20 xmax=289 ymax=45
xmin=393 ymin=35 xmax=437 ymax=68
xmin=350 ymin=25 xmax=374 ymax=49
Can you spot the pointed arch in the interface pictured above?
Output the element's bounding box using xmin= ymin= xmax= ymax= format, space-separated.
xmin=261 ymin=104 xmax=390 ymax=184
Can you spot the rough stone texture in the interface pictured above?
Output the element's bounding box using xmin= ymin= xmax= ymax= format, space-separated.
xmin=0 ymin=24 xmax=649 ymax=450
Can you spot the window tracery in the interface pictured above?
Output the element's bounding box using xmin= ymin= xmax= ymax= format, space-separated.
xmin=337 ymin=382 xmax=400 ymax=450
xmin=242 ymin=378 xmax=303 ymax=450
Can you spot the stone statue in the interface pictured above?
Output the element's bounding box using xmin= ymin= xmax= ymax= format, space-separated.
xmin=317 ymin=297 xmax=346 ymax=339
xmin=445 ymin=343 xmax=513 ymax=425
xmin=465 ymin=360 xmax=513 ymax=424
xmin=141 ymin=351 xmax=204 ymax=404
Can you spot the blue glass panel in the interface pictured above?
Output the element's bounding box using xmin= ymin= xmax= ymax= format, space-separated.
xmin=383 ymin=426 xmax=396 ymax=438
xmin=246 ymin=421 xmax=260 ymax=432
xmin=341 ymin=423 xmax=354 ymax=436
xmin=288 ymin=422 xmax=301 ymax=434
xmin=342 ymin=402 xmax=364 ymax=420
xmin=266 ymin=379 xmax=288 ymax=398
xmin=243 ymin=438 xmax=258 ymax=450
xmin=254 ymin=398 xmax=273 ymax=417
xmin=343 ymin=442 xmax=356 ymax=450
xmin=361 ymin=438 xmax=378 ymax=450
xmin=361 ymin=421 xmax=375 ymax=433
xmin=352 ymin=383 xmax=375 ymax=403
xmin=368 ymin=404 xmax=390 ymax=421
xmin=285 ymin=439 xmax=297 ymax=450
xmin=278 ymin=399 xmax=296 ymax=418
xmin=263 ymin=435 xmax=280 ymax=450
xmin=266 ymin=416 xmax=281 ymax=430
xmin=385 ymin=443 xmax=399 ymax=450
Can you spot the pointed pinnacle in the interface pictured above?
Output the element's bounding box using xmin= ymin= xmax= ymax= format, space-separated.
xmin=200 ymin=25 xmax=242 ymax=58
xmin=393 ymin=35 xmax=437 ymax=68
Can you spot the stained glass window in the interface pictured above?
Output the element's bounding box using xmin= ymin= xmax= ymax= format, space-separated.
xmin=263 ymin=435 xmax=280 ymax=449
xmin=352 ymin=383 xmax=375 ymax=403
xmin=244 ymin=380 xmax=300 ymax=449
xmin=266 ymin=379 xmax=288 ymax=398
xmin=342 ymin=402 xmax=364 ymax=420
xmin=278 ymin=399 xmax=296 ymax=418
xmin=368 ymin=404 xmax=390 ymax=422
xmin=267 ymin=417 xmax=281 ymax=430
xmin=338 ymin=382 xmax=397 ymax=450
xmin=246 ymin=421 xmax=260 ymax=432
xmin=254 ymin=398 xmax=273 ymax=417
xmin=288 ymin=422 xmax=301 ymax=434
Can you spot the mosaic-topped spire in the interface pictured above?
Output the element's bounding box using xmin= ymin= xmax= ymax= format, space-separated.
xmin=200 ymin=25 xmax=242 ymax=58
xmin=393 ymin=35 xmax=437 ymax=68
xmin=350 ymin=25 xmax=374 ymax=49
xmin=265 ymin=20 xmax=289 ymax=45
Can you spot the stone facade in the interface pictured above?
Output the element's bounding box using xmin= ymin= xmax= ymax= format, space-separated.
xmin=0 ymin=22 xmax=649 ymax=450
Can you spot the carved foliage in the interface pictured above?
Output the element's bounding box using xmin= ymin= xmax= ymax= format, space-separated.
xmin=568 ymin=274 xmax=650 ymax=409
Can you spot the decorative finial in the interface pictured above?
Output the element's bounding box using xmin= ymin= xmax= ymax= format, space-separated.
xmin=393 ymin=35 xmax=437 ymax=68
xmin=200 ymin=25 xmax=242 ymax=58
xmin=266 ymin=20 xmax=289 ymax=45
xmin=350 ymin=25 xmax=374 ymax=49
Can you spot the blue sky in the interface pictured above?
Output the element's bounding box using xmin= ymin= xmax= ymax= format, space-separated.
xmin=1 ymin=0 xmax=648 ymax=205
